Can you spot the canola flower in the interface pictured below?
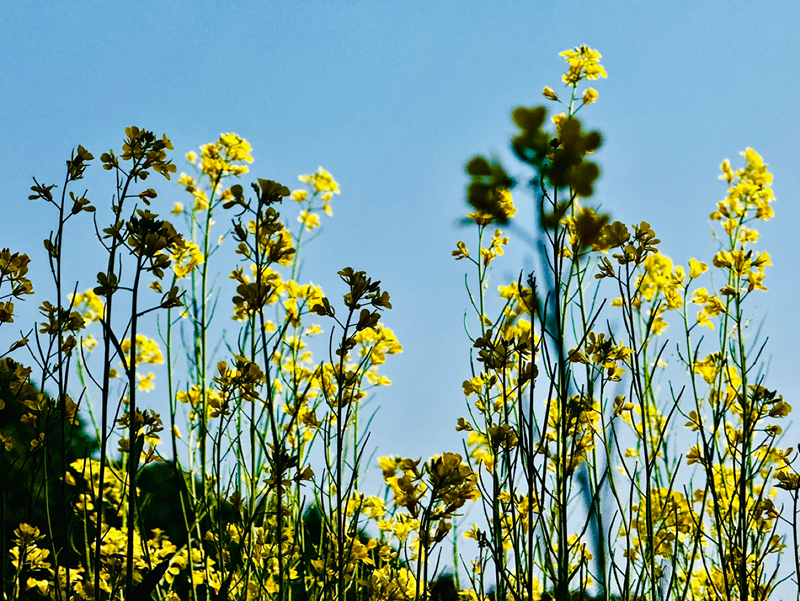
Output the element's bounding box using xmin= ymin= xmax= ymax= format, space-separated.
xmin=120 ymin=334 xmax=164 ymax=366
xmin=69 ymin=288 xmax=104 ymax=324
xmin=188 ymin=132 xmax=253 ymax=179
xmin=293 ymin=167 xmax=339 ymax=232
xmin=543 ymin=44 xmax=607 ymax=115
xmin=170 ymin=239 xmax=204 ymax=278
xmin=560 ymin=44 xmax=608 ymax=85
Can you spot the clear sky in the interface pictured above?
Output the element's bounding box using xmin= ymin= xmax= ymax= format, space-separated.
xmin=2 ymin=2 xmax=800 ymax=498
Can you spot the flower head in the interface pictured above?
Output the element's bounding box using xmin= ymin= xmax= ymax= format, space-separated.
xmin=560 ymin=45 xmax=607 ymax=85
xmin=194 ymin=133 xmax=254 ymax=179
xmin=299 ymin=167 xmax=340 ymax=195
xmin=582 ymin=88 xmax=598 ymax=105
xmin=543 ymin=86 xmax=559 ymax=101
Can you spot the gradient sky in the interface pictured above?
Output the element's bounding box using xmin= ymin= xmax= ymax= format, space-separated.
xmin=3 ymin=3 xmax=800 ymax=516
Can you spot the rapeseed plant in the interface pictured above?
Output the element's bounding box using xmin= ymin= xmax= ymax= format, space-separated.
xmin=0 ymin=45 xmax=794 ymax=601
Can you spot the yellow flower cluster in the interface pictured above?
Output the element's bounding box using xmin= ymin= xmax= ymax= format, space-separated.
xmin=297 ymin=209 xmax=320 ymax=230
xmin=10 ymin=524 xmax=52 ymax=595
xmin=626 ymin=488 xmax=696 ymax=560
xmin=242 ymin=216 xmax=296 ymax=268
xmin=171 ymin=239 xmax=204 ymax=279
xmin=353 ymin=323 xmax=402 ymax=365
xmin=599 ymin=150 xmax=775 ymax=339
xmin=713 ymin=248 xmax=772 ymax=292
xmin=369 ymin=566 xmax=418 ymax=599
xmin=614 ymin=251 xmax=686 ymax=334
xmin=639 ymin=253 xmax=684 ymax=307
xmin=2 ymin=133 xmax=409 ymax=601
xmin=490 ymin=188 xmax=516 ymax=221
xmin=70 ymin=288 xmax=105 ymax=324
xmin=114 ymin=334 xmax=164 ymax=391
xmin=466 ymin=188 xmax=516 ymax=227
xmin=379 ymin=453 xmax=479 ymax=563
xmin=541 ymin=395 xmax=600 ymax=474
xmin=282 ymin=279 xmax=325 ymax=326
xmin=568 ymin=331 xmax=633 ymax=382
xmin=66 ymin=457 xmax=126 ymax=518
xmin=691 ymin=287 xmax=727 ymax=329
xmin=176 ymin=172 xmax=209 ymax=212
xmin=480 ymin=229 xmax=509 ymax=267
xmin=187 ymin=132 xmax=253 ymax=180
xmin=120 ymin=334 xmax=163 ymax=366
xmin=290 ymin=167 xmax=339 ymax=231
xmin=298 ymin=166 xmax=339 ymax=196
xmin=713 ymin=148 xmax=774 ymax=223
xmin=176 ymin=384 xmax=226 ymax=421
xmin=559 ymin=45 xmax=608 ymax=85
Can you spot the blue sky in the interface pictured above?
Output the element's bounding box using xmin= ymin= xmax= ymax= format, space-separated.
xmin=2 ymin=2 xmax=800 ymax=494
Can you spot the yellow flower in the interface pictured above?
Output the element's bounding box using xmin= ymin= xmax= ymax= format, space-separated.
xmin=688 ymin=258 xmax=708 ymax=279
xmin=466 ymin=211 xmax=495 ymax=226
xmin=70 ymin=289 xmax=105 ymax=323
xmin=298 ymin=210 xmax=321 ymax=230
xmin=194 ymin=133 xmax=253 ymax=179
xmin=713 ymin=148 xmax=775 ymax=223
xmin=378 ymin=456 xmax=398 ymax=478
xmin=462 ymin=375 xmax=485 ymax=397
xmin=192 ymin=189 xmax=209 ymax=212
xmin=463 ymin=524 xmax=482 ymax=540
xmin=498 ymin=282 xmax=520 ymax=299
xmin=686 ymin=445 xmax=703 ymax=465
xmin=719 ymin=158 xmax=734 ymax=184
xmin=739 ymin=227 xmax=759 ymax=244
xmin=362 ymin=496 xmax=386 ymax=520
xmin=492 ymin=188 xmax=516 ymax=221
xmin=172 ymin=240 xmax=205 ymax=278
xmin=392 ymin=520 xmax=414 ymax=541
xmin=582 ymin=88 xmax=598 ymax=104
xmin=692 ymin=288 xmax=726 ymax=329
xmin=30 ymin=432 xmax=45 ymax=450
xmin=219 ymin=133 xmax=253 ymax=162
xmin=452 ymin=240 xmax=470 ymax=261
xmin=638 ymin=252 xmax=682 ymax=307
xmin=137 ymin=372 xmax=156 ymax=392
xmin=26 ymin=577 xmax=49 ymax=594
xmin=543 ymin=86 xmax=559 ymax=101
xmin=478 ymin=228 xmax=510 ymax=267
xmin=178 ymin=172 xmax=195 ymax=190
xmin=120 ymin=334 xmax=164 ymax=366
xmin=747 ymin=270 xmax=767 ymax=292
xmin=82 ymin=334 xmax=97 ymax=352
xmin=693 ymin=353 xmax=721 ymax=384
